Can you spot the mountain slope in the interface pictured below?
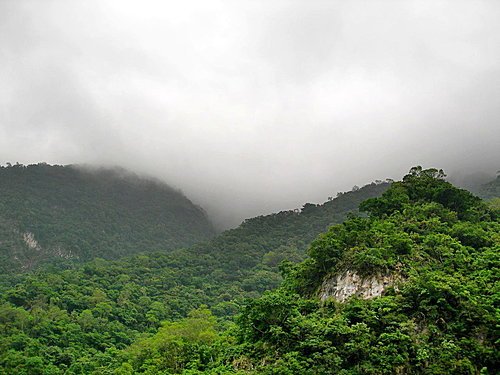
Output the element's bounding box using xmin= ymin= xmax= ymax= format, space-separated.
xmin=477 ymin=175 xmax=500 ymax=200
xmin=0 ymin=163 xmax=215 ymax=272
xmin=2 ymin=167 xmax=494 ymax=374
xmin=0 ymin=178 xmax=390 ymax=372
xmin=231 ymin=167 xmax=499 ymax=374
xmin=2 ymin=168 xmax=497 ymax=373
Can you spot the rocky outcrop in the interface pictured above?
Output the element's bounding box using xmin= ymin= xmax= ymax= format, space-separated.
xmin=23 ymin=232 xmax=41 ymax=251
xmin=318 ymin=270 xmax=398 ymax=303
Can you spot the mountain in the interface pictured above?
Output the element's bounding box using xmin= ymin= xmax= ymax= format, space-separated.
xmin=2 ymin=167 xmax=496 ymax=374
xmin=229 ymin=167 xmax=499 ymax=374
xmin=1 ymin=166 xmax=495 ymax=374
xmin=0 ymin=176 xmax=389 ymax=372
xmin=477 ymin=175 xmax=500 ymax=200
xmin=448 ymin=171 xmax=495 ymax=195
xmin=0 ymin=163 xmax=215 ymax=272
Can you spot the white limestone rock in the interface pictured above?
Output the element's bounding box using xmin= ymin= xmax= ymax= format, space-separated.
xmin=319 ymin=270 xmax=398 ymax=302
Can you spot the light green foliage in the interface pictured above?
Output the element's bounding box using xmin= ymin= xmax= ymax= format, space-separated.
xmin=232 ymin=167 xmax=499 ymax=374
xmin=487 ymin=197 xmax=500 ymax=213
xmin=0 ymin=171 xmax=388 ymax=372
xmin=1 ymin=166 xmax=497 ymax=373
xmin=119 ymin=307 xmax=219 ymax=373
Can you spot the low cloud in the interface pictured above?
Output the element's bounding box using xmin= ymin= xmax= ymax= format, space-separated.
xmin=1 ymin=0 xmax=499 ymax=228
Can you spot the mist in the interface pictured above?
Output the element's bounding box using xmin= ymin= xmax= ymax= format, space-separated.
xmin=1 ymin=0 xmax=499 ymax=229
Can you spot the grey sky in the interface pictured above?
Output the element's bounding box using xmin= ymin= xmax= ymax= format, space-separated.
xmin=1 ymin=0 xmax=499 ymax=228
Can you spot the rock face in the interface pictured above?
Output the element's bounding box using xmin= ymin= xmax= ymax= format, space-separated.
xmin=318 ymin=270 xmax=397 ymax=303
xmin=23 ymin=232 xmax=41 ymax=251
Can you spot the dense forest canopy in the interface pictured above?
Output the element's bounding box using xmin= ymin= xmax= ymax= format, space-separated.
xmin=477 ymin=174 xmax=500 ymax=200
xmin=0 ymin=163 xmax=215 ymax=273
xmin=231 ymin=167 xmax=498 ymax=374
xmin=0 ymin=166 xmax=498 ymax=374
xmin=0 ymin=166 xmax=390 ymax=373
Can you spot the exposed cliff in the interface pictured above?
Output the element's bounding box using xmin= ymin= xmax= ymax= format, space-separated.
xmin=318 ymin=270 xmax=400 ymax=302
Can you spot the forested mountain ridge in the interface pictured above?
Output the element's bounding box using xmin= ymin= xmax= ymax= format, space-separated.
xmin=477 ymin=174 xmax=500 ymax=200
xmin=88 ymin=167 xmax=495 ymax=374
xmin=0 ymin=167 xmax=497 ymax=373
xmin=0 ymin=163 xmax=215 ymax=273
xmin=230 ymin=167 xmax=499 ymax=374
xmin=0 ymin=176 xmax=390 ymax=373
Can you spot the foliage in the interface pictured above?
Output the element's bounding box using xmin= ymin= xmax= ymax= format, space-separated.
xmin=1 ymin=166 xmax=496 ymax=373
xmin=0 ymin=170 xmax=388 ymax=372
xmin=477 ymin=175 xmax=500 ymax=200
xmin=230 ymin=167 xmax=499 ymax=374
xmin=0 ymin=163 xmax=215 ymax=273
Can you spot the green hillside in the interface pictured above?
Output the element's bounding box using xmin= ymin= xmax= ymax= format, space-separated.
xmin=0 ymin=163 xmax=215 ymax=272
xmin=477 ymin=175 xmax=500 ymax=200
xmin=1 ymin=167 xmax=496 ymax=374
xmin=227 ymin=167 xmax=499 ymax=374
xmin=90 ymin=167 xmax=495 ymax=374
xmin=0 ymin=176 xmax=389 ymax=373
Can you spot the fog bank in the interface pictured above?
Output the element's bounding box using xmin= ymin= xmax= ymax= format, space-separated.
xmin=1 ymin=1 xmax=499 ymax=228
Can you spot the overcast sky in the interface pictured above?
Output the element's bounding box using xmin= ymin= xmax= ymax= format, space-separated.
xmin=1 ymin=0 xmax=499 ymax=228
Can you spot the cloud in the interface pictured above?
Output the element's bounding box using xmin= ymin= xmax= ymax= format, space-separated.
xmin=1 ymin=0 xmax=499 ymax=228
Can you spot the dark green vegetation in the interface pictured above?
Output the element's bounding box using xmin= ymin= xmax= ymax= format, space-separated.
xmin=0 ymin=166 xmax=498 ymax=374
xmin=232 ymin=167 xmax=498 ymax=374
xmin=477 ymin=174 xmax=500 ymax=200
xmin=0 ymin=166 xmax=388 ymax=373
xmin=0 ymin=163 xmax=215 ymax=273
